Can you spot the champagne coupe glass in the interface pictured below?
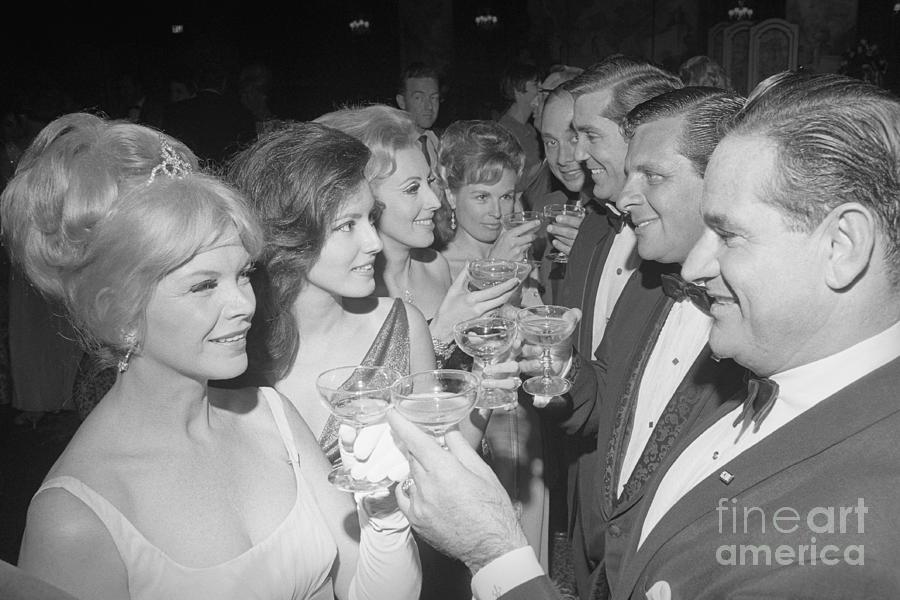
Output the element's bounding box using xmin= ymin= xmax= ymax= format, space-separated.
xmin=453 ymin=316 xmax=518 ymax=410
xmin=516 ymin=305 xmax=577 ymax=396
xmin=316 ymin=365 xmax=399 ymax=492
xmin=390 ymin=369 xmax=480 ymax=446
xmin=542 ymin=203 xmax=586 ymax=263
xmin=467 ymin=258 xmax=522 ymax=291
xmin=500 ymin=210 xmax=543 ymax=261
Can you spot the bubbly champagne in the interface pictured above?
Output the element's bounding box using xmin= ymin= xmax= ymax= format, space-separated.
xmin=395 ymin=391 xmax=474 ymax=435
xmin=519 ymin=316 xmax=574 ymax=346
xmin=457 ymin=325 xmax=514 ymax=360
xmin=331 ymin=396 xmax=390 ymax=426
xmin=468 ymin=260 xmax=518 ymax=290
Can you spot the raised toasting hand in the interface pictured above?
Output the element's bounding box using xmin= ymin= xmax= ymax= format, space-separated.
xmin=387 ymin=410 xmax=529 ymax=573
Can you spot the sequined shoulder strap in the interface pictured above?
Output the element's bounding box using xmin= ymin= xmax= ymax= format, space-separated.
xmin=361 ymin=298 xmax=409 ymax=375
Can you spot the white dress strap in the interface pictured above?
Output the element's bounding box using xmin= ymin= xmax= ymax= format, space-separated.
xmin=259 ymin=386 xmax=302 ymax=471
xmin=34 ymin=475 xmax=149 ymax=566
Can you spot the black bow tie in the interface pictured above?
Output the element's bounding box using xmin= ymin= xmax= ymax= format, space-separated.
xmin=732 ymin=375 xmax=779 ymax=433
xmin=660 ymin=273 xmax=712 ymax=315
xmin=606 ymin=205 xmax=630 ymax=233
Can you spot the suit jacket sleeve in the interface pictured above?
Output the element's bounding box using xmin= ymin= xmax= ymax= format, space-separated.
xmin=558 ymin=344 xmax=608 ymax=438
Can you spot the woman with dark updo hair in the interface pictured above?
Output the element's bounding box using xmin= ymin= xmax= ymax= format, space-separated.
xmin=227 ymin=121 xmax=434 ymax=465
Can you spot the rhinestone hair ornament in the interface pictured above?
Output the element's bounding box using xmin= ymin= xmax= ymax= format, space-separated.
xmin=148 ymin=136 xmax=192 ymax=184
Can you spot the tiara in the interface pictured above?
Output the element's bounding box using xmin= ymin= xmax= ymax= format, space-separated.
xmin=148 ymin=137 xmax=192 ymax=184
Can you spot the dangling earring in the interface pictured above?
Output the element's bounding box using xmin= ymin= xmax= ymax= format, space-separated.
xmin=118 ymin=331 xmax=138 ymax=373
xmin=450 ymin=209 xmax=457 ymax=231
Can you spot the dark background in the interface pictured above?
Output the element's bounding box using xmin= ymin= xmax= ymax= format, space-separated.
xmin=2 ymin=1 xmax=897 ymax=129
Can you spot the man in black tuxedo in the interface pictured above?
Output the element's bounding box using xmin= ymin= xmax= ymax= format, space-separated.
xmin=552 ymin=87 xmax=747 ymax=599
xmin=611 ymin=72 xmax=900 ymax=599
xmin=524 ymin=58 xmax=680 ymax=594
xmin=551 ymin=57 xmax=682 ymax=360
xmin=528 ymin=56 xmax=681 ymax=558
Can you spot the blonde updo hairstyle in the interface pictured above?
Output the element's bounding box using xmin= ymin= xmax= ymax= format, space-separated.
xmin=0 ymin=113 xmax=264 ymax=367
xmin=315 ymin=104 xmax=421 ymax=186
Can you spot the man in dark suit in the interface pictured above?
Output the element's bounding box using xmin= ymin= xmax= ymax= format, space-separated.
xmin=609 ymin=71 xmax=900 ymax=599
xmin=396 ymin=62 xmax=442 ymax=174
xmin=561 ymin=87 xmax=747 ymax=599
xmin=552 ymin=57 xmax=683 ymax=360
xmin=161 ymin=49 xmax=256 ymax=170
xmin=525 ymin=58 xmax=680 ymax=593
xmin=523 ymin=79 xmax=590 ymax=305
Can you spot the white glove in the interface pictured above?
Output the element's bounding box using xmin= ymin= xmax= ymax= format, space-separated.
xmin=339 ymin=422 xmax=410 ymax=485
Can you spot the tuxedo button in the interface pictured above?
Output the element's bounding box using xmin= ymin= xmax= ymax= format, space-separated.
xmin=609 ymin=524 xmax=622 ymax=537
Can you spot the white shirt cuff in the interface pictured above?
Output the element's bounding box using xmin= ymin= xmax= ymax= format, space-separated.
xmin=470 ymin=546 xmax=545 ymax=600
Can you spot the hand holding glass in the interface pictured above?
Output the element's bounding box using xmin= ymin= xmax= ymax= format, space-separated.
xmin=453 ymin=317 xmax=518 ymax=410
xmin=467 ymin=258 xmax=524 ymax=291
xmin=390 ymin=369 xmax=480 ymax=446
xmin=500 ymin=211 xmax=543 ymax=261
xmin=543 ymin=203 xmax=586 ymax=263
xmin=316 ymin=365 xmax=398 ymax=492
xmin=516 ymin=305 xmax=578 ymax=396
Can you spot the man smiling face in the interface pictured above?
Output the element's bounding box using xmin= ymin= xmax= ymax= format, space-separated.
xmin=616 ymin=115 xmax=705 ymax=264
xmin=681 ymin=135 xmax=827 ymax=376
xmin=573 ymin=89 xmax=629 ymax=202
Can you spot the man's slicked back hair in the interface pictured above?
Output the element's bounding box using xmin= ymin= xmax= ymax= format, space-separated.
xmin=567 ymin=54 xmax=684 ymax=124
xmin=724 ymin=71 xmax=900 ymax=282
xmin=622 ymin=86 xmax=745 ymax=177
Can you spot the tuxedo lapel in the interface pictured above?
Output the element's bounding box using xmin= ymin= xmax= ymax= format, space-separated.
xmin=614 ymin=356 xmax=900 ymax=599
xmin=603 ymin=297 xmax=673 ymax=514
xmin=612 ymin=396 xmax=743 ymax=599
xmin=574 ymin=231 xmax=617 ymax=358
xmin=615 ymin=346 xmax=738 ymax=512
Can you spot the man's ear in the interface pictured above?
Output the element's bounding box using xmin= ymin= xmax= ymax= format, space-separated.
xmin=396 ymin=94 xmax=406 ymax=110
xmin=823 ymin=202 xmax=877 ymax=290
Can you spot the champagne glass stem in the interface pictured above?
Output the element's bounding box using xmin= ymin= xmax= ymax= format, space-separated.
xmin=541 ymin=346 xmax=553 ymax=383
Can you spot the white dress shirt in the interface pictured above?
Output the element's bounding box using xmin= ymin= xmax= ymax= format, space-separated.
xmin=639 ymin=319 xmax=900 ymax=548
xmin=591 ymin=226 xmax=639 ymax=350
xmin=470 ymin=546 xmax=544 ymax=600
xmin=617 ymin=301 xmax=711 ymax=497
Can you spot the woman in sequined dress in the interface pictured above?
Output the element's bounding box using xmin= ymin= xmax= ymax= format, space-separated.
xmin=228 ymin=121 xmax=435 ymax=464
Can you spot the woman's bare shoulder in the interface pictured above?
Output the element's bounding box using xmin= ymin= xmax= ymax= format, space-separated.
xmin=413 ymin=248 xmax=451 ymax=282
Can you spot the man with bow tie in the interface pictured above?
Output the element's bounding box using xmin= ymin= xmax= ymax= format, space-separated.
xmin=608 ymin=71 xmax=900 ymax=599
xmin=549 ymin=56 xmax=682 ymax=364
xmin=520 ymin=56 xmax=681 ymax=595
xmin=560 ymin=86 xmax=748 ymax=600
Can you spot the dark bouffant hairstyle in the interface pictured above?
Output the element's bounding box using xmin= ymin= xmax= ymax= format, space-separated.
xmin=227 ymin=121 xmax=371 ymax=380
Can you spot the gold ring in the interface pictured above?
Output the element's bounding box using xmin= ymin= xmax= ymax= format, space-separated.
xmin=400 ymin=478 xmax=415 ymax=496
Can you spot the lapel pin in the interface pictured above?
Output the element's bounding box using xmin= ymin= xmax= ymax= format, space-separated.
xmin=719 ymin=470 xmax=734 ymax=484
